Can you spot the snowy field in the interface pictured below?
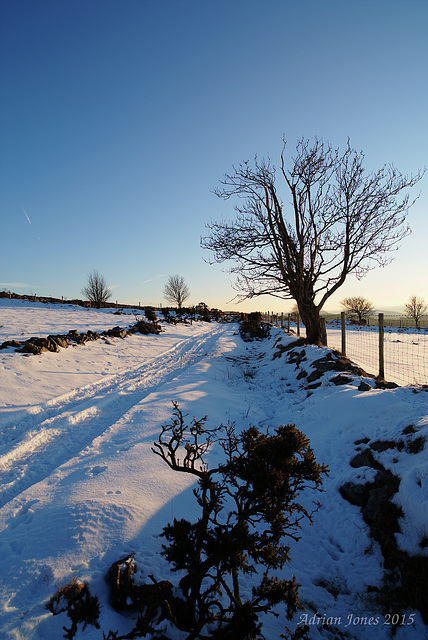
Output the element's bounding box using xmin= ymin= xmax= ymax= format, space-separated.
xmin=0 ymin=299 xmax=427 ymax=640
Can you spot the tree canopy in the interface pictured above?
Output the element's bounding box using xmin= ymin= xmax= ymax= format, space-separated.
xmin=404 ymin=295 xmax=427 ymax=328
xmin=341 ymin=296 xmax=374 ymax=324
xmin=202 ymin=138 xmax=423 ymax=343
xmin=163 ymin=275 xmax=190 ymax=308
xmin=81 ymin=270 xmax=112 ymax=308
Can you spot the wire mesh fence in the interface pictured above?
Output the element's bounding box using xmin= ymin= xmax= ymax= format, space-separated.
xmin=326 ymin=324 xmax=428 ymax=386
xmin=364 ymin=315 xmax=428 ymax=329
xmin=382 ymin=328 xmax=428 ymax=386
xmin=327 ymin=325 xmax=378 ymax=376
xmin=262 ymin=312 xmax=428 ymax=386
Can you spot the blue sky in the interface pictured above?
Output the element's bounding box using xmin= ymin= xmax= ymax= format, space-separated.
xmin=1 ymin=0 xmax=427 ymax=312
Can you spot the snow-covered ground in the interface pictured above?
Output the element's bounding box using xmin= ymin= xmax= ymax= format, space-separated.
xmin=0 ymin=298 xmax=139 ymax=343
xmin=0 ymin=300 xmax=427 ymax=639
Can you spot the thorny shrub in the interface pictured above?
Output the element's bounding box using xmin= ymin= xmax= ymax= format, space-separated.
xmin=107 ymin=402 xmax=328 ymax=639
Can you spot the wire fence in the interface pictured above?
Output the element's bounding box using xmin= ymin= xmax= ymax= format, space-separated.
xmin=383 ymin=329 xmax=428 ymax=386
xmin=326 ymin=324 xmax=428 ymax=386
xmin=262 ymin=312 xmax=428 ymax=387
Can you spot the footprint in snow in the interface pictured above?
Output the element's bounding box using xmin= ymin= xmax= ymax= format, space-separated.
xmin=89 ymin=465 xmax=108 ymax=476
xmin=9 ymin=500 xmax=38 ymax=529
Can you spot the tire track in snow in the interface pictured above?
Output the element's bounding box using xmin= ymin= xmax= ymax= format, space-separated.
xmin=0 ymin=324 xmax=229 ymax=510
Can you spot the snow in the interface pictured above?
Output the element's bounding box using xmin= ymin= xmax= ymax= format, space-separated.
xmin=0 ymin=299 xmax=427 ymax=639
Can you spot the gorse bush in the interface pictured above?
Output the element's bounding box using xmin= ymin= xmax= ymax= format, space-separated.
xmin=144 ymin=307 xmax=158 ymax=323
xmin=239 ymin=312 xmax=271 ymax=341
xmin=132 ymin=319 xmax=162 ymax=335
xmin=106 ymin=403 xmax=327 ymax=639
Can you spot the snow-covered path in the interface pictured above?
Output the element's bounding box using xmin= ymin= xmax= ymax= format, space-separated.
xmin=0 ymin=323 xmax=227 ymax=511
xmin=0 ymin=307 xmax=243 ymax=640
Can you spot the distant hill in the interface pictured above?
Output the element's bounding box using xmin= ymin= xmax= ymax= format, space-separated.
xmin=324 ymin=305 xmax=407 ymax=316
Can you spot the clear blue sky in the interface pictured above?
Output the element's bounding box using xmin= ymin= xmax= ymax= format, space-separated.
xmin=1 ymin=0 xmax=427 ymax=312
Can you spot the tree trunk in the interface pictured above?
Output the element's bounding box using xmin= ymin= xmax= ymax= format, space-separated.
xmin=297 ymin=300 xmax=324 ymax=345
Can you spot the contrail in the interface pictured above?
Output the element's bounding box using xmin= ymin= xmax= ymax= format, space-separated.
xmin=21 ymin=206 xmax=31 ymax=225
xmin=142 ymin=274 xmax=166 ymax=284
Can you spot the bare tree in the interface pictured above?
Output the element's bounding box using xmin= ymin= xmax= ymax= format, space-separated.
xmin=163 ymin=275 xmax=190 ymax=308
xmin=404 ymin=295 xmax=427 ymax=328
xmin=341 ymin=296 xmax=374 ymax=324
xmin=202 ymin=138 xmax=423 ymax=344
xmin=81 ymin=270 xmax=112 ymax=308
xmin=289 ymin=303 xmax=300 ymax=322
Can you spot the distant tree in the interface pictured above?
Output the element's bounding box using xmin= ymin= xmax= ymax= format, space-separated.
xmin=202 ymin=137 xmax=423 ymax=344
xmin=81 ymin=270 xmax=112 ymax=308
xmin=289 ymin=303 xmax=300 ymax=322
xmin=164 ymin=275 xmax=190 ymax=308
xmin=341 ymin=296 xmax=374 ymax=324
xmin=404 ymin=295 xmax=427 ymax=328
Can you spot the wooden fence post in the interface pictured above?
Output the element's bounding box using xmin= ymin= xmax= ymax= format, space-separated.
xmin=341 ymin=311 xmax=346 ymax=356
xmin=297 ymin=314 xmax=300 ymax=336
xmin=321 ymin=317 xmax=327 ymax=346
xmin=379 ymin=313 xmax=385 ymax=379
xmin=287 ymin=314 xmax=290 ymax=333
xmin=281 ymin=312 xmax=283 ymax=328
